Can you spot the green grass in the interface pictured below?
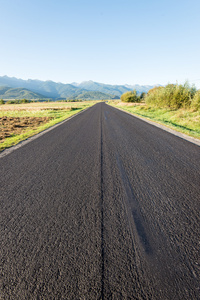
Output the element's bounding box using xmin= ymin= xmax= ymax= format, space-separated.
xmin=0 ymin=101 xmax=96 ymax=151
xmin=109 ymin=101 xmax=200 ymax=139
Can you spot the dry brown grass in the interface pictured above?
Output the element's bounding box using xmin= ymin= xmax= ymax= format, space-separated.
xmin=0 ymin=116 xmax=53 ymax=142
xmin=0 ymin=103 xmax=74 ymax=112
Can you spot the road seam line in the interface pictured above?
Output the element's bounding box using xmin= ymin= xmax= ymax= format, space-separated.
xmin=100 ymin=107 xmax=105 ymax=300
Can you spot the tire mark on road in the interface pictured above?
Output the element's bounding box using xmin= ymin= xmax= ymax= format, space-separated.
xmin=115 ymin=153 xmax=152 ymax=255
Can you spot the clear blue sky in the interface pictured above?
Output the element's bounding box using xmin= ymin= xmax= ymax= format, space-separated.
xmin=1 ymin=0 xmax=200 ymax=87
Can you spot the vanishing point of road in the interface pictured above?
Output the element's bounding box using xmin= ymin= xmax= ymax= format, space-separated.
xmin=0 ymin=103 xmax=200 ymax=299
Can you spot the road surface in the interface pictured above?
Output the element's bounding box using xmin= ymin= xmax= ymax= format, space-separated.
xmin=0 ymin=103 xmax=200 ymax=299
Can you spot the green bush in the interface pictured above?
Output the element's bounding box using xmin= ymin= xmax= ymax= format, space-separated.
xmin=6 ymin=100 xmax=16 ymax=104
xmin=191 ymin=90 xmax=200 ymax=110
xmin=20 ymin=98 xmax=30 ymax=103
xmin=145 ymin=82 xmax=197 ymax=109
xmin=140 ymin=92 xmax=146 ymax=100
xmin=0 ymin=99 xmax=5 ymax=104
xmin=145 ymin=86 xmax=165 ymax=107
xmin=121 ymin=89 xmax=141 ymax=103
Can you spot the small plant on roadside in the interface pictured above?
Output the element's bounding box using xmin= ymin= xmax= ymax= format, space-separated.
xmin=121 ymin=89 xmax=141 ymax=103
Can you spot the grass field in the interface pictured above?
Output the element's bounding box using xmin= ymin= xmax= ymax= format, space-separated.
xmin=109 ymin=101 xmax=200 ymax=140
xmin=0 ymin=101 xmax=97 ymax=151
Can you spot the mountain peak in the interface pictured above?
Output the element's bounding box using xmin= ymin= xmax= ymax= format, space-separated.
xmin=79 ymin=80 xmax=94 ymax=84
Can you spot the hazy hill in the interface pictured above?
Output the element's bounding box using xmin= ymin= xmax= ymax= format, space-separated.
xmin=124 ymin=84 xmax=157 ymax=94
xmin=74 ymin=81 xmax=156 ymax=97
xmin=0 ymin=76 xmax=156 ymax=100
xmin=0 ymin=86 xmax=47 ymax=100
xmin=73 ymin=81 xmax=131 ymax=97
xmin=69 ymin=91 xmax=120 ymax=100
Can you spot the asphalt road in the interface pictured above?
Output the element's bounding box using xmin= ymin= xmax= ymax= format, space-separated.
xmin=0 ymin=103 xmax=200 ymax=299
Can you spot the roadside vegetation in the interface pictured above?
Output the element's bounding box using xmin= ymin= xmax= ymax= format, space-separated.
xmin=120 ymin=89 xmax=145 ymax=103
xmin=109 ymin=82 xmax=200 ymax=139
xmin=0 ymin=101 xmax=96 ymax=151
xmin=145 ymin=82 xmax=199 ymax=110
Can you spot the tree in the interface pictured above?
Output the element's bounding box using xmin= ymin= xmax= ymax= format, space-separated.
xmin=140 ymin=92 xmax=146 ymax=100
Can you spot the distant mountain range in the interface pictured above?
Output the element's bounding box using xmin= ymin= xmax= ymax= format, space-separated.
xmin=0 ymin=76 xmax=157 ymax=100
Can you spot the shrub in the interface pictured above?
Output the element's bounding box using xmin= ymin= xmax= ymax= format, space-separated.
xmin=140 ymin=92 xmax=146 ymax=100
xmin=121 ymin=89 xmax=141 ymax=103
xmin=6 ymin=100 xmax=16 ymax=104
xmin=191 ymin=90 xmax=200 ymax=110
xmin=145 ymin=86 xmax=165 ymax=107
xmin=145 ymin=82 xmax=197 ymax=109
xmin=20 ymin=98 xmax=30 ymax=103
xmin=0 ymin=99 xmax=5 ymax=104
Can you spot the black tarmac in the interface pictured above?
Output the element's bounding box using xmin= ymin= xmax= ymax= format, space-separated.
xmin=0 ymin=103 xmax=200 ymax=299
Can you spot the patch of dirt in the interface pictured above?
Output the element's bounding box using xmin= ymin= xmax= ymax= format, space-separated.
xmin=0 ymin=116 xmax=53 ymax=141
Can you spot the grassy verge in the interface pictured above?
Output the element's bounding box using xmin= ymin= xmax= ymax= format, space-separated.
xmin=0 ymin=101 xmax=97 ymax=152
xmin=108 ymin=101 xmax=200 ymax=139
